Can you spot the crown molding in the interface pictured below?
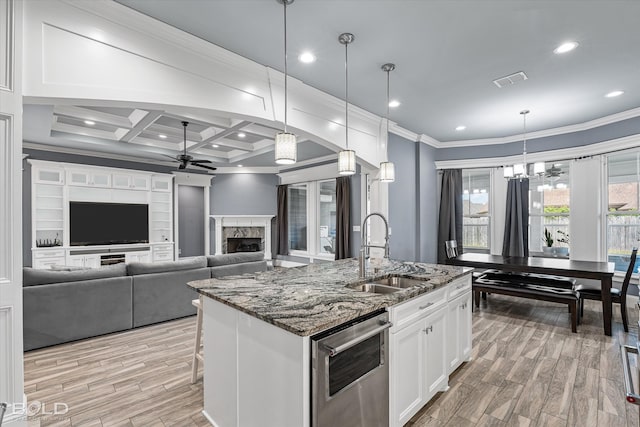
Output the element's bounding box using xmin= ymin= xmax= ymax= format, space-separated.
xmin=434 ymin=133 xmax=640 ymax=170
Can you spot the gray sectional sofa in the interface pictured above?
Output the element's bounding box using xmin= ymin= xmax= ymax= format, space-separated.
xmin=23 ymin=252 xmax=268 ymax=351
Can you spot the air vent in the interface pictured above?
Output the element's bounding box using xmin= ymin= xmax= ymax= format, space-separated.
xmin=493 ymin=71 xmax=528 ymax=88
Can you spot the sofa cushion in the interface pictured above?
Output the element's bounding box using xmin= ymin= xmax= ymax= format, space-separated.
xmin=23 ymin=263 xmax=127 ymax=287
xmin=207 ymin=252 xmax=264 ymax=267
xmin=127 ymin=256 xmax=207 ymax=276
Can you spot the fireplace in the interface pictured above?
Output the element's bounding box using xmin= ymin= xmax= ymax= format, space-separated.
xmin=227 ymin=238 xmax=262 ymax=253
xmin=212 ymin=215 xmax=274 ymax=259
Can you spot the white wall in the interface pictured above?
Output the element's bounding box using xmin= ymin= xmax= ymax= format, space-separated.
xmin=0 ymin=0 xmax=25 ymax=421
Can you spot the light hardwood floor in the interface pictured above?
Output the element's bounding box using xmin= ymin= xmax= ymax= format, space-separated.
xmin=23 ymin=296 xmax=640 ymax=426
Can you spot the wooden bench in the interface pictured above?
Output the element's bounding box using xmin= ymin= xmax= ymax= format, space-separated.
xmin=473 ymin=270 xmax=580 ymax=333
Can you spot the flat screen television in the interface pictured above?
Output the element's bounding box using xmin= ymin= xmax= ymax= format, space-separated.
xmin=70 ymin=202 xmax=149 ymax=246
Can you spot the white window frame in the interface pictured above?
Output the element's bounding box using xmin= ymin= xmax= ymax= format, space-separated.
xmin=462 ymin=168 xmax=491 ymax=253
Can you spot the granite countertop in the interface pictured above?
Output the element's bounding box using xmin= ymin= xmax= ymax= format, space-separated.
xmin=187 ymin=258 xmax=472 ymax=337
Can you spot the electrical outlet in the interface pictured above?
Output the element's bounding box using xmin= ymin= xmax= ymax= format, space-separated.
xmin=178 ymin=248 xmax=182 ymax=255
xmin=353 ymin=225 xmax=361 ymax=232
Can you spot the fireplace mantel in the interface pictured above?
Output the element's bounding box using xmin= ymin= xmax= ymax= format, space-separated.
xmin=210 ymin=215 xmax=275 ymax=259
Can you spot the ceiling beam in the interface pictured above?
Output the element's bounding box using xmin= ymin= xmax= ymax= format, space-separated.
xmin=120 ymin=110 xmax=164 ymax=142
xmin=189 ymin=120 xmax=253 ymax=151
xmin=53 ymin=105 xmax=133 ymax=128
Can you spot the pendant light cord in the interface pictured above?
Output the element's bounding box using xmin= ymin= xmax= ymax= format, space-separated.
xmin=344 ymin=40 xmax=349 ymax=149
xmin=283 ymin=1 xmax=288 ymax=133
xmin=386 ymin=69 xmax=390 ymax=162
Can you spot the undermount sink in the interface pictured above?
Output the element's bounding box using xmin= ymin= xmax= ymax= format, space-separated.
xmin=369 ymin=276 xmax=427 ymax=289
xmin=349 ymin=283 xmax=401 ymax=294
xmin=348 ymin=276 xmax=428 ymax=294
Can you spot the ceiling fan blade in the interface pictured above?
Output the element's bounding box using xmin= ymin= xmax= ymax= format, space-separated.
xmin=193 ymin=163 xmax=217 ymax=171
xmin=161 ymin=153 xmax=179 ymax=161
xmin=191 ymin=159 xmax=212 ymax=164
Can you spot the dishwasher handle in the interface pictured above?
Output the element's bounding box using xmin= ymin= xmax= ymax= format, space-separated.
xmin=620 ymin=344 xmax=640 ymax=405
xmin=324 ymin=322 xmax=392 ymax=357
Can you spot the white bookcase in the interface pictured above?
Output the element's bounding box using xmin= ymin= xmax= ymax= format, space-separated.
xmin=29 ymin=160 xmax=176 ymax=269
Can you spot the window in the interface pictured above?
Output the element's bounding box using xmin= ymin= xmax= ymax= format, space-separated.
xmin=287 ymin=180 xmax=337 ymax=258
xmin=288 ymin=183 xmax=308 ymax=251
xmin=318 ymin=180 xmax=337 ymax=255
xmin=528 ymin=162 xmax=570 ymax=254
xmin=462 ymin=169 xmax=490 ymax=250
xmin=607 ymin=151 xmax=640 ymax=272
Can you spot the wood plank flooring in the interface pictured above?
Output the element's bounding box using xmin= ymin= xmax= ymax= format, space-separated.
xmin=23 ymin=296 xmax=640 ymax=426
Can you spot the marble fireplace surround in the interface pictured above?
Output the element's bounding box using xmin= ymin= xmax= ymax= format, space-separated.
xmin=211 ymin=215 xmax=274 ymax=259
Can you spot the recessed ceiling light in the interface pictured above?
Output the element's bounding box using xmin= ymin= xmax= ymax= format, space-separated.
xmin=212 ymin=144 xmax=219 ymax=148
xmin=554 ymin=41 xmax=579 ymax=54
xmin=388 ymin=100 xmax=401 ymax=108
xmin=84 ymin=120 xmax=96 ymax=126
xmin=298 ymin=51 xmax=316 ymax=64
xmin=237 ymin=164 xmax=243 ymax=167
xmin=237 ymin=132 xmax=246 ymax=138
xmin=605 ymin=90 xmax=624 ymax=98
xmin=158 ymin=134 xmax=167 ymax=139
xmin=455 ymin=125 xmax=466 ymax=131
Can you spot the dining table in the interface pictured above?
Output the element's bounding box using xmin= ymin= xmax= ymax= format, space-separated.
xmin=450 ymin=253 xmax=616 ymax=336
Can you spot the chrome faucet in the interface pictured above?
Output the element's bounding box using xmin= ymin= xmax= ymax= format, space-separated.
xmin=359 ymin=212 xmax=390 ymax=277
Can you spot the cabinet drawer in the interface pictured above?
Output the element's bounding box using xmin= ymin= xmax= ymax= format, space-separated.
xmin=34 ymin=249 xmax=66 ymax=259
xmin=153 ymin=244 xmax=173 ymax=252
xmin=153 ymin=251 xmax=173 ymax=261
xmin=390 ymin=286 xmax=447 ymax=332
xmin=447 ymin=276 xmax=472 ymax=301
xmin=33 ymin=257 xmax=66 ymax=269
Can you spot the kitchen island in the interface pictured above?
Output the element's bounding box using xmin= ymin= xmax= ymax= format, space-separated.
xmin=188 ymin=258 xmax=473 ymax=427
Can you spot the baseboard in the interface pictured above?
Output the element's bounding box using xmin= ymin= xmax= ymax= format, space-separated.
xmin=201 ymin=410 xmax=218 ymax=426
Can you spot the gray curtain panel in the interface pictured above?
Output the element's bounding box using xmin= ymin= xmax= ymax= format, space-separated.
xmin=276 ymin=184 xmax=289 ymax=255
xmin=335 ymin=176 xmax=351 ymax=260
xmin=437 ymin=169 xmax=463 ymax=263
xmin=502 ymin=178 xmax=529 ymax=257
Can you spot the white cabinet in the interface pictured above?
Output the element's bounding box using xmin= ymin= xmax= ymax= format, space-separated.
xmin=32 ymin=184 xmax=64 ymax=251
xmin=389 ymin=288 xmax=449 ymax=427
xmin=150 ymin=191 xmax=173 ymax=243
xmin=152 ymin=176 xmax=172 ymax=192
xmin=34 ymin=167 xmax=64 ymax=184
xmin=67 ymin=169 xmax=111 ymax=188
xmin=447 ymin=291 xmax=473 ymax=374
xmin=125 ymin=251 xmax=151 ymax=263
xmin=113 ymin=174 xmax=150 ymax=190
xmin=152 ymin=243 xmax=174 ymax=262
xmin=32 ymin=249 xmax=66 ymax=269
xmin=67 ymin=254 xmax=100 ymax=268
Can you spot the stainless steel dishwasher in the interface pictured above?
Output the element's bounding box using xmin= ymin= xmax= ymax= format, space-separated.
xmin=311 ymin=310 xmax=392 ymax=427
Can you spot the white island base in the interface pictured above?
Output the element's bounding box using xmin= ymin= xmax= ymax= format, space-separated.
xmin=202 ymin=298 xmax=311 ymax=427
xmin=199 ymin=274 xmax=472 ymax=427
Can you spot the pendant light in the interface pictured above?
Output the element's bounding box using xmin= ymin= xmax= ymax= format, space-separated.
xmin=337 ymin=32 xmax=356 ymax=175
xmin=504 ymin=110 xmax=545 ymax=179
xmin=379 ymin=63 xmax=396 ymax=183
xmin=274 ymin=0 xmax=297 ymax=165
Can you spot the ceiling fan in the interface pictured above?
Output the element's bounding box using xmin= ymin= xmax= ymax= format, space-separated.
xmin=545 ymin=164 xmax=565 ymax=178
xmin=168 ymin=121 xmax=217 ymax=171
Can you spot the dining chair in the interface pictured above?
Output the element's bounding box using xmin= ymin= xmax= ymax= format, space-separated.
xmin=575 ymin=247 xmax=637 ymax=332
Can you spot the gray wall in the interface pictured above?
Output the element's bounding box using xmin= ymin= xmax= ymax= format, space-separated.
xmin=388 ymin=133 xmax=418 ymax=261
xmin=178 ymin=185 xmax=205 ymax=257
xmin=418 ymin=143 xmax=439 ymax=263
xmin=435 ymin=115 xmax=640 ymax=161
xmin=210 ymin=173 xmax=279 ymax=255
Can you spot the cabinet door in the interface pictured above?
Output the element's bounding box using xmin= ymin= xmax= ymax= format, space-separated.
xmin=67 ymin=255 xmax=86 ymax=267
xmin=90 ymin=172 xmax=111 ymax=187
xmin=423 ymin=308 xmax=448 ymax=399
xmin=459 ymin=292 xmax=473 ymax=362
xmin=84 ymin=255 xmax=101 ymax=268
xmin=131 ymin=175 xmax=150 ymax=190
xmin=35 ymin=168 xmax=64 ymax=184
xmin=391 ymin=320 xmax=426 ymax=427
xmin=447 ymin=297 xmax=462 ymax=373
xmin=67 ymin=170 xmax=90 ymax=186
xmin=112 ymin=174 xmax=132 ymax=189
xmin=152 ymin=176 xmax=172 ymax=192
